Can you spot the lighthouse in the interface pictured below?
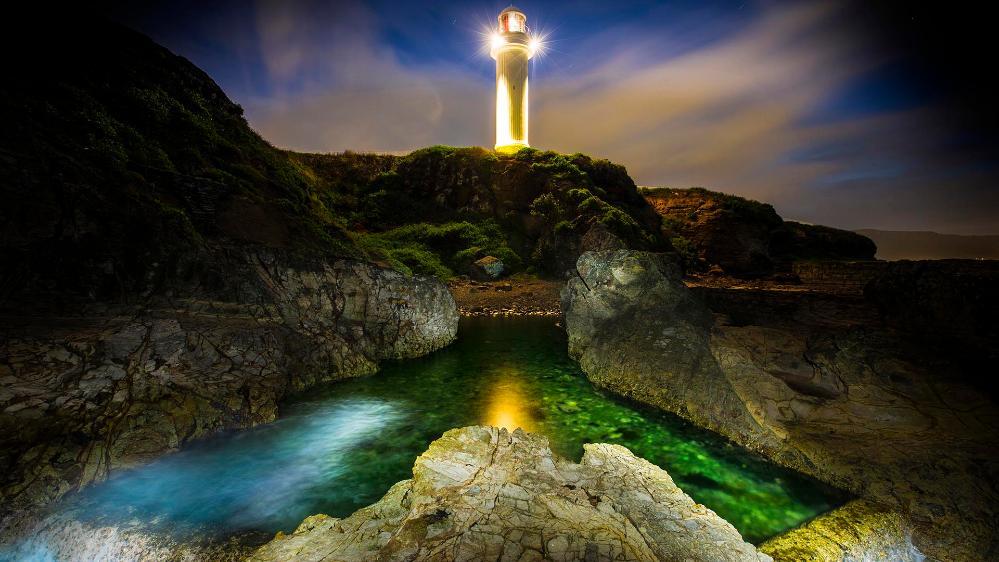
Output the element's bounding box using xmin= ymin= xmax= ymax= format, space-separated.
xmin=491 ymin=6 xmax=535 ymax=154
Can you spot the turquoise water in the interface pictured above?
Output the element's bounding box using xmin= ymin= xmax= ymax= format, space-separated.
xmin=49 ymin=317 xmax=842 ymax=548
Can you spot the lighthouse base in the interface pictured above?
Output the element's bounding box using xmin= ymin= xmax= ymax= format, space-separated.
xmin=494 ymin=142 xmax=530 ymax=155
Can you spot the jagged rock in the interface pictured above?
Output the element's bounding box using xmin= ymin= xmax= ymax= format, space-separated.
xmin=561 ymin=250 xmax=999 ymax=560
xmin=250 ymin=426 xmax=771 ymax=562
xmin=470 ymin=255 xmax=505 ymax=280
xmin=0 ymin=250 xmax=459 ymax=529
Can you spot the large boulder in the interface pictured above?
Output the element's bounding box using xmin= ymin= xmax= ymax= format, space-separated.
xmin=560 ymin=251 xmax=768 ymax=446
xmin=562 ymin=250 xmax=999 ymax=560
xmin=250 ymin=426 xmax=770 ymax=562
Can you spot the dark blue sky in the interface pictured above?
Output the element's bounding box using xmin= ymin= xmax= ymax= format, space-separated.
xmin=107 ymin=0 xmax=998 ymax=234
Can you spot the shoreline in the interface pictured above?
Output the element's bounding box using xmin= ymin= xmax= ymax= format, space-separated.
xmin=447 ymin=275 xmax=563 ymax=317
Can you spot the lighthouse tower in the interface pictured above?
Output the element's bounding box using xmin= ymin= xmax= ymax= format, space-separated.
xmin=491 ymin=6 xmax=534 ymax=154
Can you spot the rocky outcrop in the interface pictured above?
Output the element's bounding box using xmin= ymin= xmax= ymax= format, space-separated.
xmin=0 ymin=250 xmax=458 ymax=531
xmin=759 ymin=500 xmax=921 ymax=562
xmin=250 ymin=426 xmax=770 ymax=562
xmin=562 ymin=250 xmax=999 ymax=560
xmin=641 ymin=187 xmax=875 ymax=276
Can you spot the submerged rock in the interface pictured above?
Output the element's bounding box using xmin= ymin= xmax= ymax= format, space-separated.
xmin=562 ymin=250 xmax=998 ymax=560
xmin=250 ymin=426 xmax=770 ymax=562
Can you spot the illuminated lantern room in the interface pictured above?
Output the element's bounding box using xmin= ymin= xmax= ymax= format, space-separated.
xmin=491 ymin=6 xmax=533 ymax=154
xmin=499 ymin=8 xmax=526 ymax=33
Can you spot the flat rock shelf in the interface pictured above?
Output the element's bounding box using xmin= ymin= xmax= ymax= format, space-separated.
xmin=1 ymin=317 xmax=845 ymax=560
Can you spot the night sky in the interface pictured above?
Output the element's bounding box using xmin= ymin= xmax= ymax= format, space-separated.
xmin=101 ymin=0 xmax=998 ymax=234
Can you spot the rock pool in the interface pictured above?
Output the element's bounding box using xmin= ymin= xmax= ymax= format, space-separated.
xmin=9 ymin=317 xmax=844 ymax=558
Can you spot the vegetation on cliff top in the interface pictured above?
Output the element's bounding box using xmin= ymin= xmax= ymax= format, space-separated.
xmin=295 ymin=145 xmax=664 ymax=278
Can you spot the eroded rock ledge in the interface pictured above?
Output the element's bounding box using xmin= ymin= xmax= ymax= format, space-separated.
xmin=561 ymin=250 xmax=998 ymax=560
xmin=0 ymin=250 xmax=458 ymax=531
xmin=251 ymin=425 xmax=770 ymax=562
xmin=759 ymin=500 xmax=921 ymax=561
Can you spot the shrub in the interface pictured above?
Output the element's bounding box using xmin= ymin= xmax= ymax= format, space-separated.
xmin=670 ymin=236 xmax=699 ymax=271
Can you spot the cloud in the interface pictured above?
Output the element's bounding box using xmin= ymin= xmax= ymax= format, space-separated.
xmin=242 ymin=0 xmax=489 ymax=153
xmin=230 ymin=0 xmax=996 ymax=233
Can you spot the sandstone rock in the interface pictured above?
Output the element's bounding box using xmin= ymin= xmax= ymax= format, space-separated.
xmin=250 ymin=426 xmax=771 ymax=562
xmin=470 ymin=255 xmax=505 ymax=280
xmin=562 ymin=250 xmax=999 ymax=560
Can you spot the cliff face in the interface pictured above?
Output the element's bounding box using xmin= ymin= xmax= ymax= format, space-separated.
xmin=561 ymin=250 xmax=998 ymax=560
xmin=642 ymin=187 xmax=876 ymax=276
xmin=250 ymin=426 xmax=770 ymax=562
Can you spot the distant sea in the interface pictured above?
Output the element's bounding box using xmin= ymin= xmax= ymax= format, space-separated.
xmin=856 ymin=229 xmax=999 ymax=261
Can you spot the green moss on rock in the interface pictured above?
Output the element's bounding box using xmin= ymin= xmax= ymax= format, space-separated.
xmin=759 ymin=500 xmax=920 ymax=561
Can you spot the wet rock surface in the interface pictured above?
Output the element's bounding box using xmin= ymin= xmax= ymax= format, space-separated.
xmin=251 ymin=426 xmax=771 ymax=562
xmin=562 ymin=250 xmax=999 ymax=561
xmin=0 ymin=250 xmax=458 ymax=534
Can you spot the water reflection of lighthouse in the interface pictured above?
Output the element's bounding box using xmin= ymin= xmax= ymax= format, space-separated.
xmin=490 ymin=6 xmax=536 ymax=153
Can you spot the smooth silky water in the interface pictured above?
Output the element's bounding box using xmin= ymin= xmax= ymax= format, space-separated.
xmin=13 ymin=317 xmax=845 ymax=556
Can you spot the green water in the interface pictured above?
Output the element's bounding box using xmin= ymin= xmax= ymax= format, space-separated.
xmin=38 ymin=316 xmax=842 ymax=550
xmin=279 ymin=316 xmax=842 ymax=543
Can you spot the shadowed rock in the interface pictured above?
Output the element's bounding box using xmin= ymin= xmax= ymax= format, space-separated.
xmin=561 ymin=250 xmax=998 ymax=560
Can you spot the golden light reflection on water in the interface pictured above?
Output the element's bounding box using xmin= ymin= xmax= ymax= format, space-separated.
xmin=484 ymin=366 xmax=538 ymax=432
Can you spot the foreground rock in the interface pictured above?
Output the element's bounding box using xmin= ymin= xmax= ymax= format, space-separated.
xmin=0 ymin=250 xmax=458 ymax=532
xmin=562 ymin=250 xmax=998 ymax=560
xmin=251 ymin=426 xmax=770 ymax=562
xmin=759 ymin=500 xmax=921 ymax=562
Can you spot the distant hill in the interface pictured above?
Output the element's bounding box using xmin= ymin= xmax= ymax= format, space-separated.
xmin=856 ymin=230 xmax=999 ymax=261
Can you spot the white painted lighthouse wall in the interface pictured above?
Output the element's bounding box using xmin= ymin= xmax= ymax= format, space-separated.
xmin=495 ymin=46 xmax=529 ymax=150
